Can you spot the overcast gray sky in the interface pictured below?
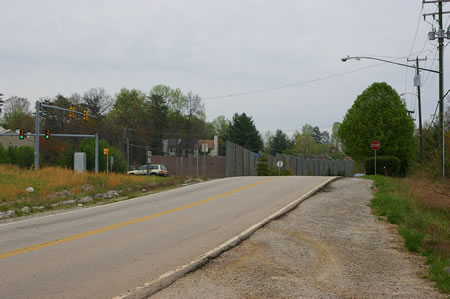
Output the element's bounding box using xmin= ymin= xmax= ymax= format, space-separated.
xmin=1 ymin=0 xmax=448 ymax=135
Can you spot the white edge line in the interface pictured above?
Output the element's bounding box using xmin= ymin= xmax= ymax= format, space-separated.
xmin=0 ymin=178 xmax=235 ymax=228
xmin=113 ymin=176 xmax=339 ymax=299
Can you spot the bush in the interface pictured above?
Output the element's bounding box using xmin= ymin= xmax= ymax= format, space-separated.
xmin=365 ymin=156 xmax=401 ymax=176
xmin=79 ymin=139 xmax=126 ymax=173
xmin=16 ymin=146 xmax=34 ymax=168
xmin=0 ymin=145 xmax=34 ymax=168
xmin=330 ymin=151 xmax=346 ymax=160
xmin=0 ymin=144 xmax=8 ymax=163
xmin=256 ymin=155 xmax=292 ymax=176
xmin=256 ymin=155 xmax=276 ymax=176
xmin=7 ymin=146 xmax=18 ymax=164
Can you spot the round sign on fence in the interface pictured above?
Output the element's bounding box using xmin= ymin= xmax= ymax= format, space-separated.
xmin=276 ymin=161 xmax=283 ymax=168
xmin=371 ymin=140 xmax=381 ymax=151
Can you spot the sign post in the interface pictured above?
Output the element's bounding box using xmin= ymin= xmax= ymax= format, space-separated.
xmin=201 ymin=143 xmax=208 ymax=177
xmin=104 ymin=148 xmax=109 ymax=174
xmin=370 ymin=140 xmax=381 ymax=175
xmin=276 ymin=160 xmax=283 ymax=176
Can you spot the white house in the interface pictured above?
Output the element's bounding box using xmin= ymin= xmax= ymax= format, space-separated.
xmin=0 ymin=126 xmax=34 ymax=149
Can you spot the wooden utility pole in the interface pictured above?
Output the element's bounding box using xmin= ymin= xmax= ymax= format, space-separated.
xmin=407 ymin=56 xmax=427 ymax=161
xmin=423 ymin=0 xmax=450 ymax=177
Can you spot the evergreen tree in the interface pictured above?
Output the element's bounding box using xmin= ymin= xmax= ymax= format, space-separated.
xmin=227 ymin=113 xmax=263 ymax=152
xmin=267 ymin=129 xmax=292 ymax=155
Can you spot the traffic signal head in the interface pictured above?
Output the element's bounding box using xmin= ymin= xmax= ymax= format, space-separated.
xmin=45 ymin=129 xmax=50 ymax=140
xmin=19 ymin=129 xmax=24 ymax=140
xmin=69 ymin=106 xmax=75 ymax=119
xmin=83 ymin=110 xmax=89 ymax=122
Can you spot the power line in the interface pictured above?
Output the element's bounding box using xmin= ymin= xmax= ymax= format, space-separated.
xmin=408 ymin=3 xmax=425 ymax=56
xmin=424 ymin=101 xmax=440 ymax=137
xmin=204 ymin=60 xmax=408 ymax=100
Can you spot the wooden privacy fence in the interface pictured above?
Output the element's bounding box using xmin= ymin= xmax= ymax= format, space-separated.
xmin=225 ymin=140 xmax=354 ymax=177
xmin=225 ymin=141 xmax=258 ymax=177
xmin=151 ymin=155 xmax=226 ymax=178
xmin=148 ymin=141 xmax=354 ymax=178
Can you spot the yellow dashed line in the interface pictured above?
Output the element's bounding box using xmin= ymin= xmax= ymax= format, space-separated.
xmin=0 ymin=177 xmax=278 ymax=259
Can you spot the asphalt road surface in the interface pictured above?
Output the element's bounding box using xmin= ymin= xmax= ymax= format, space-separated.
xmin=0 ymin=176 xmax=332 ymax=299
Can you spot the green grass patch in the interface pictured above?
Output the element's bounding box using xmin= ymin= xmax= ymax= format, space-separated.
xmin=369 ymin=175 xmax=449 ymax=293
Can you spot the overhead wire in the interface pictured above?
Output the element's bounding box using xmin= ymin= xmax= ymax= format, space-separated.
xmin=424 ymin=101 xmax=440 ymax=137
xmin=203 ymin=54 xmax=429 ymax=100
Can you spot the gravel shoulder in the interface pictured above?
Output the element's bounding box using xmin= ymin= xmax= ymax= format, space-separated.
xmin=152 ymin=178 xmax=445 ymax=298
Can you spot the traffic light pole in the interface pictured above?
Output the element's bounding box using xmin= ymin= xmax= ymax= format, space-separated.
xmin=34 ymin=101 xmax=40 ymax=170
xmin=32 ymin=100 xmax=99 ymax=172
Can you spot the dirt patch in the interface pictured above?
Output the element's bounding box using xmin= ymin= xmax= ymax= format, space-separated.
xmin=152 ymin=178 xmax=445 ymax=298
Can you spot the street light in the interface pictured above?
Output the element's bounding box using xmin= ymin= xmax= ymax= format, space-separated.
xmin=342 ymin=55 xmax=443 ymax=175
xmin=341 ymin=56 xmax=439 ymax=73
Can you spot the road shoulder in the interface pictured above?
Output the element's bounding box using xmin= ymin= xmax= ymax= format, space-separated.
xmin=151 ymin=178 xmax=444 ymax=298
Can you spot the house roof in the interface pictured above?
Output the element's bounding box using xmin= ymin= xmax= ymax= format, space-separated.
xmin=199 ymin=140 xmax=215 ymax=149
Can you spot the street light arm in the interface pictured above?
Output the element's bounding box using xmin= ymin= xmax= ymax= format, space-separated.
xmin=341 ymin=56 xmax=440 ymax=74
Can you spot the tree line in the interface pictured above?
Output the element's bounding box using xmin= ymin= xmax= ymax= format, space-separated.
xmin=0 ymin=85 xmax=344 ymax=171
xmin=2 ymin=82 xmax=445 ymax=175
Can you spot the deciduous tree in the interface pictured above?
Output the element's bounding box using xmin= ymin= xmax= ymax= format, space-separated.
xmin=338 ymin=82 xmax=415 ymax=170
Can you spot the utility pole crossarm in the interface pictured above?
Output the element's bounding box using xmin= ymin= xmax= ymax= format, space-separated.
xmin=422 ymin=0 xmax=450 ymax=4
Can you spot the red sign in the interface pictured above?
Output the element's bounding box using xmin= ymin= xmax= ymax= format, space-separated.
xmin=371 ymin=140 xmax=381 ymax=151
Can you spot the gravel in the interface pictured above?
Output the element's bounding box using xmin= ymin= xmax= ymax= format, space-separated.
xmin=152 ymin=178 xmax=445 ymax=298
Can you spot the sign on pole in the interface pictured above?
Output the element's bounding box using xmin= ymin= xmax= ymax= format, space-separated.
xmin=371 ymin=140 xmax=380 ymax=175
xmin=201 ymin=143 xmax=208 ymax=152
xmin=370 ymin=140 xmax=380 ymax=151
xmin=276 ymin=160 xmax=283 ymax=176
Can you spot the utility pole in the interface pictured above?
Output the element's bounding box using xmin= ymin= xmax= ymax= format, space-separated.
xmin=438 ymin=1 xmax=445 ymax=177
xmin=127 ymin=137 xmax=130 ymax=171
xmin=146 ymin=145 xmax=150 ymax=175
xmin=407 ymin=56 xmax=427 ymax=161
xmin=423 ymin=0 xmax=450 ymax=177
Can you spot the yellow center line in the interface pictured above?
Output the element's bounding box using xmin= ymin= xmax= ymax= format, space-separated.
xmin=0 ymin=177 xmax=279 ymax=259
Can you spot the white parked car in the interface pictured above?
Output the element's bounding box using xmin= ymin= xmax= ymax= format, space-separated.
xmin=127 ymin=164 xmax=168 ymax=176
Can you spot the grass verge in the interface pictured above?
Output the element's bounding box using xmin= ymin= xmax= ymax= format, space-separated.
xmin=0 ymin=164 xmax=202 ymax=217
xmin=368 ymin=175 xmax=449 ymax=293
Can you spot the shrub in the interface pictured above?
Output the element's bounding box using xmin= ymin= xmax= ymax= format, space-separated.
xmin=256 ymin=155 xmax=275 ymax=176
xmin=7 ymin=146 xmax=18 ymax=164
xmin=0 ymin=144 xmax=8 ymax=163
xmin=16 ymin=146 xmax=34 ymax=168
xmin=256 ymin=155 xmax=292 ymax=176
xmin=330 ymin=151 xmax=346 ymax=160
xmin=365 ymin=156 xmax=401 ymax=176
xmin=79 ymin=139 xmax=126 ymax=173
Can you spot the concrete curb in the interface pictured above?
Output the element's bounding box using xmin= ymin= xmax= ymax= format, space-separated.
xmin=114 ymin=176 xmax=339 ymax=299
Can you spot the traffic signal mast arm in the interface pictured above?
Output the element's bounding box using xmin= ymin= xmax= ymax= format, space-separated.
xmin=0 ymin=132 xmax=97 ymax=138
xmin=40 ymin=103 xmax=98 ymax=119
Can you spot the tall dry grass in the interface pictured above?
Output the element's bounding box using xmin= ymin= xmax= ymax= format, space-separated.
xmin=0 ymin=164 xmax=167 ymax=203
xmin=404 ymin=172 xmax=450 ymax=212
xmin=0 ymin=164 xmax=88 ymax=202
